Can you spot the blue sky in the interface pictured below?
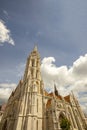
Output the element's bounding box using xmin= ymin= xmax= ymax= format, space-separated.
xmin=0 ymin=0 xmax=87 ymax=113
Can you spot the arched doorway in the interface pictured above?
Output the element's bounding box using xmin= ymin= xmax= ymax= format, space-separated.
xmin=59 ymin=113 xmax=70 ymax=130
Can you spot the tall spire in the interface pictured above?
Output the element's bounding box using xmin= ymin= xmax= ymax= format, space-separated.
xmin=23 ymin=45 xmax=43 ymax=94
xmin=54 ymin=84 xmax=59 ymax=96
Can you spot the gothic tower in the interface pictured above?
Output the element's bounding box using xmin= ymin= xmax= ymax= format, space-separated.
xmin=14 ymin=46 xmax=44 ymax=130
xmin=0 ymin=46 xmax=44 ymax=130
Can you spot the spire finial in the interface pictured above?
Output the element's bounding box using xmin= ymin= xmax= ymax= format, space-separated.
xmin=54 ymin=83 xmax=59 ymax=96
xmin=33 ymin=45 xmax=38 ymax=51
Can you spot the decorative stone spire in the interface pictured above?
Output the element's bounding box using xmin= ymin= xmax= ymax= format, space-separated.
xmin=54 ymin=84 xmax=59 ymax=96
xmin=33 ymin=45 xmax=37 ymax=51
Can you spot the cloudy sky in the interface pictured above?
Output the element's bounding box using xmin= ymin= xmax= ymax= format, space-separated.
xmin=0 ymin=0 xmax=87 ymax=113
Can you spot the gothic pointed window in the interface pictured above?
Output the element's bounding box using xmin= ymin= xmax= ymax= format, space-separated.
xmin=32 ymin=59 xmax=34 ymax=67
xmin=36 ymin=70 xmax=38 ymax=78
xmin=31 ymin=69 xmax=34 ymax=78
xmin=37 ymin=99 xmax=38 ymax=112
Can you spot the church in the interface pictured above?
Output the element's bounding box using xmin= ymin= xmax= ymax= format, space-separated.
xmin=0 ymin=47 xmax=87 ymax=130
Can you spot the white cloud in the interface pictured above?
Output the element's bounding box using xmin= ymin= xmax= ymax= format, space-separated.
xmin=0 ymin=83 xmax=16 ymax=101
xmin=41 ymin=57 xmax=74 ymax=91
xmin=41 ymin=54 xmax=87 ymax=113
xmin=0 ymin=20 xmax=15 ymax=45
xmin=0 ymin=83 xmax=16 ymax=88
xmin=72 ymin=54 xmax=87 ymax=77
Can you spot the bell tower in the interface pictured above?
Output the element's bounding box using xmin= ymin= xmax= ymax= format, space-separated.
xmin=23 ymin=46 xmax=43 ymax=94
xmin=14 ymin=46 xmax=44 ymax=130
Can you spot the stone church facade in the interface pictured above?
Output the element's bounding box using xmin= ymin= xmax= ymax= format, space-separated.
xmin=0 ymin=47 xmax=87 ymax=130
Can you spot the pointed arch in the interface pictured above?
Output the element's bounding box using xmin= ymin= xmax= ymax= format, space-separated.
xmin=58 ymin=112 xmax=71 ymax=130
xmin=59 ymin=112 xmax=66 ymax=122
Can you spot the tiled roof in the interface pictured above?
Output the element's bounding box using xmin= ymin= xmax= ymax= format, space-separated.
xmin=56 ymin=95 xmax=62 ymax=100
xmin=64 ymin=95 xmax=70 ymax=103
xmin=46 ymin=99 xmax=52 ymax=108
xmin=47 ymin=92 xmax=54 ymax=97
xmin=48 ymin=92 xmax=62 ymax=100
xmin=45 ymin=90 xmax=71 ymax=105
xmin=44 ymin=90 xmax=49 ymax=96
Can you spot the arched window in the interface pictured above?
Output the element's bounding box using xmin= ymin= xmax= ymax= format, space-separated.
xmin=36 ymin=70 xmax=39 ymax=78
xmin=37 ymin=99 xmax=38 ymax=112
xmin=32 ymin=59 xmax=34 ymax=67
